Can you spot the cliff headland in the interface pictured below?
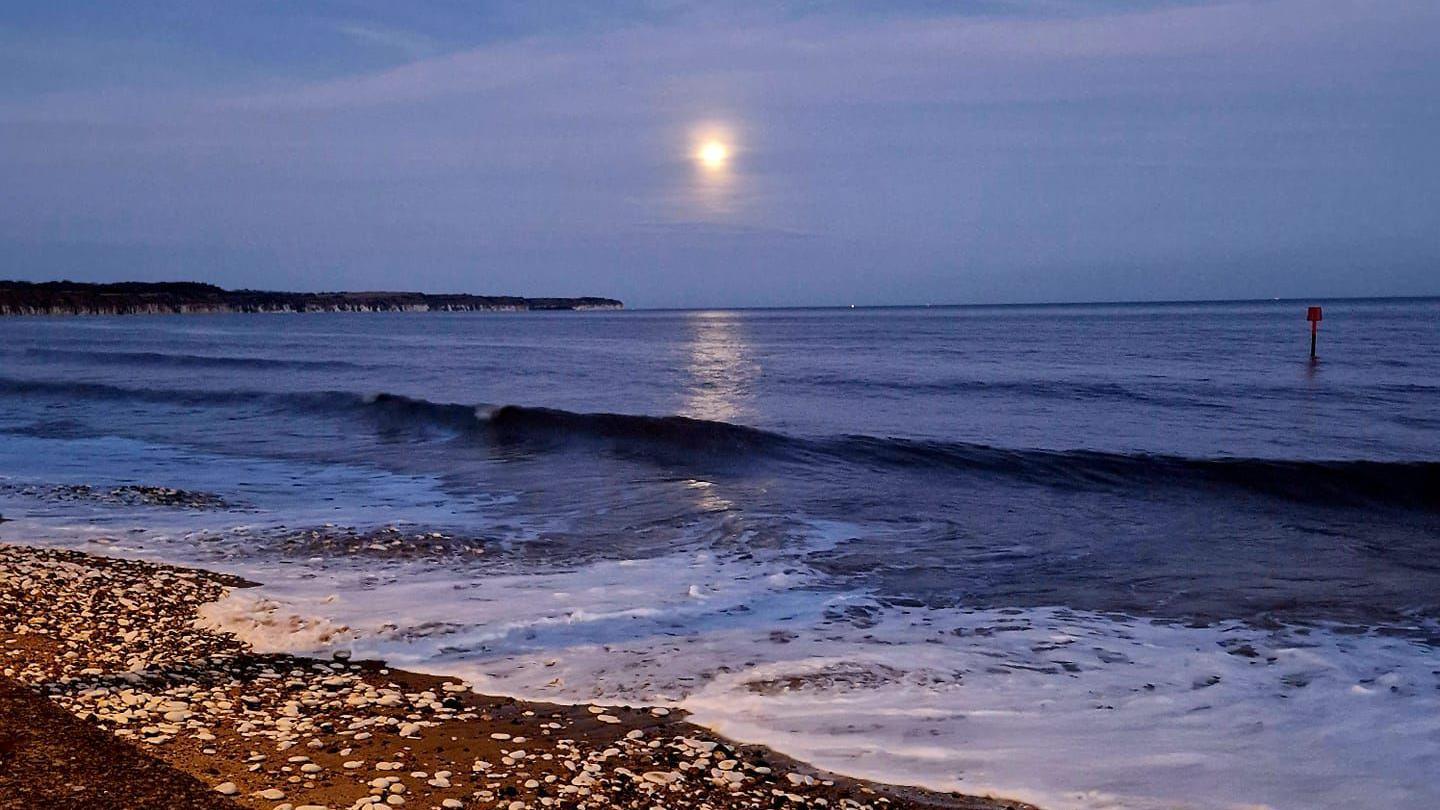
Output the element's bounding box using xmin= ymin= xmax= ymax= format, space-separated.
xmin=0 ymin=281 xmax=622 ymax=316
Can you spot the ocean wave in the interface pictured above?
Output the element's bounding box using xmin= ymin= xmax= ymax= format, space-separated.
xmin=781 ymin=373 xmax=1235 ymax=410
xmin=25 ymin=347 xmax=364 ymax=370
xmin=2 ymin=375 xmax=1435 ymax=510
xmin=819 ymin=435 xmax=1439 ymax=510
xmin=785 ymin=371 xmax=1440 ymax=407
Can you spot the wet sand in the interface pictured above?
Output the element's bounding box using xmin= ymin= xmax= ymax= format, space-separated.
xmin=0 ymin=676 xmax=238 ymax=809
xmin=0 ymin=542 xmax=1036 ymax=810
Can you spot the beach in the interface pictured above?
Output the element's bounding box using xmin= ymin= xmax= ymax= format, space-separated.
xmin=0 ymin=540 xmax=1032 ymax=810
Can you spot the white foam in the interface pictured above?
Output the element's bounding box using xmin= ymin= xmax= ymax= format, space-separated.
xmin=191 ymin=541 xmax=1440 ymax=810
xmin=680 ymin=608 xmax=1440 ymax=810
xmin=7 ymin=491 xmax=1438 ymax=810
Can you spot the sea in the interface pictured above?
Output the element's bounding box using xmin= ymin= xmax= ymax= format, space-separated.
xmin=1 ymin=298 xmax=1437 ymax=810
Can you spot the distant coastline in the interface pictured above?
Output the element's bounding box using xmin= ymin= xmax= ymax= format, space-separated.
xmin=0 ymin=280 xmax=622 ymax=316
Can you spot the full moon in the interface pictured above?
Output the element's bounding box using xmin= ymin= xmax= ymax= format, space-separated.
xmin=698 ymin=140 xmax=729 ymax=169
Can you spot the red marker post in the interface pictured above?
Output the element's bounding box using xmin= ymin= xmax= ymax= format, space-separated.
xmin=1307 ymin=306 xmax=1323 ymax=359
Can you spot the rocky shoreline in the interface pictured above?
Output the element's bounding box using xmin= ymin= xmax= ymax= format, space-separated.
xmin=0 ymin=281 xmax=622 ymax=316
xmin=0 ymin=542 xmax=1035 ymax=810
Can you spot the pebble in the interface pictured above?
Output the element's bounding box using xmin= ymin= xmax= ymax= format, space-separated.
xmin=643 ymin=770 xmax=681 ymax=785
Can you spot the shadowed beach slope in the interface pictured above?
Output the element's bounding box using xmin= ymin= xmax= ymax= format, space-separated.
xmin=0 ymin=678 xmax=240 ymax=810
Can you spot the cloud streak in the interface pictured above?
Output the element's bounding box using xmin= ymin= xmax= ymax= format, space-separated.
xmin=335 ymin=23 xmax=441 ymax=61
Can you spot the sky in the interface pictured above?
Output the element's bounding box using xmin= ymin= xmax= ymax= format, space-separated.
xmin=1 ymin=1 xmax=1436 ymax=308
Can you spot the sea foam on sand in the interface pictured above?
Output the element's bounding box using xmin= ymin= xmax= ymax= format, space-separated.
xmin=194 ymin=539 xmax=1440 ymax=810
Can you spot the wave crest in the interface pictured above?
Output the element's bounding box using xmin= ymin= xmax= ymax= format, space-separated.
xmin=3 ymin=375 xmax=1434 ymax=511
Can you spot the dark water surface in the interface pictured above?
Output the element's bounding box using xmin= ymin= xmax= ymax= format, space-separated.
xmin=3 ymin=299 xmax=1436 ymax=627
xmin=2 ymin=298 xmax=1438 ymax=809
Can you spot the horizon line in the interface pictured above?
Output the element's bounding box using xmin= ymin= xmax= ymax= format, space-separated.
xmin=630 ymin=293 xmax=1440 ymax=313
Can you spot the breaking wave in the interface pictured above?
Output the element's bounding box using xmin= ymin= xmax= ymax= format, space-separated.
xmin=2 ymin=375 xmax=1435 ymax=511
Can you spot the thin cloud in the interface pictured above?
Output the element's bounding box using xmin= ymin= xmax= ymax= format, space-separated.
xmin=223 ymin=1 xmax=1437 ymax=115
xmin=335 ymin=23 xmax=441 ymax=61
